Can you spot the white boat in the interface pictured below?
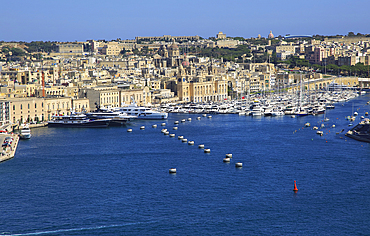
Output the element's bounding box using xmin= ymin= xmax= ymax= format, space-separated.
xmin=114 ymin=102 xmax=168 ymax=120
xmin=284 ymin=107 xmax=296 ymax=115
xmin=19 ymin=124 xmax=31 ymax=139
xmin=271 ymin=109 xmax=284 ymax=116
xmin=295 ymin=108 xmax=309 ymax=116
xmin=251 ymin=106 xmax=264 ymax=116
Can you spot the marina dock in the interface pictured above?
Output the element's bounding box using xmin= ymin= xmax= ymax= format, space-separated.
xmin=0 ymin=122 xmax=45 ymax=163
xmin=0 ymin=133 xmax=19 ymax=163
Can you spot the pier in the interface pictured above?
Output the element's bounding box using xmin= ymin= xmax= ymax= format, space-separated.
xmin=0 ymin=132 xmax=19 ymax=163
xmin=0 ymin=122 xmax=46 ymax=163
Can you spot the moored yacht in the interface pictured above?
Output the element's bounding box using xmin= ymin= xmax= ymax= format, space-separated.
xmin=114 ymin=102 xmax=168 ymax=120
xmin=86 ymin=110 xmax=136 ymax=126
xmin=48 ymin=113 xmax=110 ymax=128
xmin=19 ymin=124 xmax=31 ymax=139
xmin=251 ymin=106 xmax=264 ymax=116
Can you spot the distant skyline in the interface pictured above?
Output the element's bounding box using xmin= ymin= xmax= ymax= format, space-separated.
xmin=1 ymin=0 xmax=369 ymax=42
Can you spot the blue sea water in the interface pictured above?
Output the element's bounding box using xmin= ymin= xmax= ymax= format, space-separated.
xmin=1 ymin=94 xmax=370 ymax=236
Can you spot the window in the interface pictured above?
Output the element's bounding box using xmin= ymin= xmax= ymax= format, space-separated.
xmin=13 ymin=105 xmax=15 ymax=110
xmin=35 ymin=104 xmax=37 ymax=108
xmin=20 ymin=104 xmax=22 ymax=109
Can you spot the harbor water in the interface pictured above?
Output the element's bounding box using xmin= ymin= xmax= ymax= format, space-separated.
xmin=1 ymin=94 xmax=370 ymax=235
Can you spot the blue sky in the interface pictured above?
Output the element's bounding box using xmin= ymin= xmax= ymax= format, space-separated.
xmin=1 ymin=0 xmax=369 ymax=42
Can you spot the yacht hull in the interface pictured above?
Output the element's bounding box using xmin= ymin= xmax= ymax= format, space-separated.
xmin=48 ymin=120 xmax=109 ymax=128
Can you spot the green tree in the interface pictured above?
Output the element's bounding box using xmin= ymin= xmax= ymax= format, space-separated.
xmin=347 ymin=32 xmax=355 ymax=37
xmin=10 ymin=48 xmax=25 ymax=57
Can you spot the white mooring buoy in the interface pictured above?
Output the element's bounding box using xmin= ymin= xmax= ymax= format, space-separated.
xmin=152 ymin=124 xmax=157 ymax=128
xmin=235 ymin=162 xmax=243 ymax=168
xmin=174 ymin=121 xmax=179 ymax=124
xmin=140 ymin=126 xmax=145 ymax=130
xmin=178 ymin=135 xmax=184 ymax=140
xmin=169 ymin=134 xmax=175 ymax=137
xmin=204 ymin=148 xmax=211 ymax=153
xmin=169 ymin=168 xmax=176 ymax=174
xmin=127 ymin=129 xmax=132 ymax=132
xmin=188 ymin=141 xmax=194 ymax=145
xmin=161 ymin=123 xmax=166 ymax=126
xmin=223 ymin=157 xmax=231 ymax=162
xmin=173 ymin=127 xmax=178 ymax=130
xmin=182 ymin=138 xmax=188 ymax=142
xmin=226 ymin=154 xmax=232 ymax=158
xmin=198 ymin=144 xmax=205 ymax=149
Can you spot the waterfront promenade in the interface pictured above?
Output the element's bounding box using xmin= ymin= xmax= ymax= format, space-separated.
xmin=0 ymin=122 xmax=47 ymax=163
xmin=0 ymin=133 xmax=19 ymax=163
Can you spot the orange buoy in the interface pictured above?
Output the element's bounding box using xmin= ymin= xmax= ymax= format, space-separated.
xmin=293 ymin=180 xmax=298 ymax=192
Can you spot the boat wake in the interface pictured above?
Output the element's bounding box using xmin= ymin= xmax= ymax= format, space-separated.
xmin=6 ymin=220 xmax=158 ymax=235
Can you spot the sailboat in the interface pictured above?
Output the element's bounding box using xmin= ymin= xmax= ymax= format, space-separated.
xmin=349 ymin=102 xmax=355 ymax=126
xmin=295 ymin=74 xmax=308 ymax=116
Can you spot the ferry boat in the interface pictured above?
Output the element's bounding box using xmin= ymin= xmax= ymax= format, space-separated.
xmin=19 ymin=124 xmax=31 ymax=139
xmin=114 ymin=102 xmax=168 ymax=120
xmin=48 ymin=114 xmax=110 ymax=128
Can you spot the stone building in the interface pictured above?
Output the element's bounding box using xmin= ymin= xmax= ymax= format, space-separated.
xmin=216 ymin=32 xmax=227 ymax=39
xmin=57 ymin=44 xmax=84 ymax=54
xmin=0 ymin=99 xmax=10 ymax=125
xmin=79 ymin=86 xmax=120 ymax=110
xmin=79 ymin=86 xmax=152 ymax=109
xmin=119 ymin=87 xmax=151 ymax=106
xmin=176 ymin=64 xmax=228 ymax=102
xmin=135 ymin=35 xmax=200 ymax=42
xmin=7 ymin=97 xmax=73 ymax=124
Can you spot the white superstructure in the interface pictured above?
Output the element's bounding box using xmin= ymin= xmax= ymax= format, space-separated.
xmin=19 ymin=124 xmax=31 ymax=139
xmin=114 ymin=102 xmax=168 ymax=120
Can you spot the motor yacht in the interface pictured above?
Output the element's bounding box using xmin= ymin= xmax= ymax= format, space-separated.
xmin=48 ymin=113 xmax=110 ymax=128
xmin=86 ymin=110 xmax=136 ymax=126
xmin=114 ymin=102 xmax=168 ymax=120
xmin=19 ymin=124 xmax=31 ymax=139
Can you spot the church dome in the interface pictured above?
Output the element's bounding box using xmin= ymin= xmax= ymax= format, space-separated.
xmin=268 ymin=31 xmax=274 ymax=39
xmin=170 ymin=43 xmax=178 ymax=49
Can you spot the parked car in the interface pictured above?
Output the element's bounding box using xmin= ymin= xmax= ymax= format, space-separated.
xmin=2 ymin=142 xmax=10 ymax=147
